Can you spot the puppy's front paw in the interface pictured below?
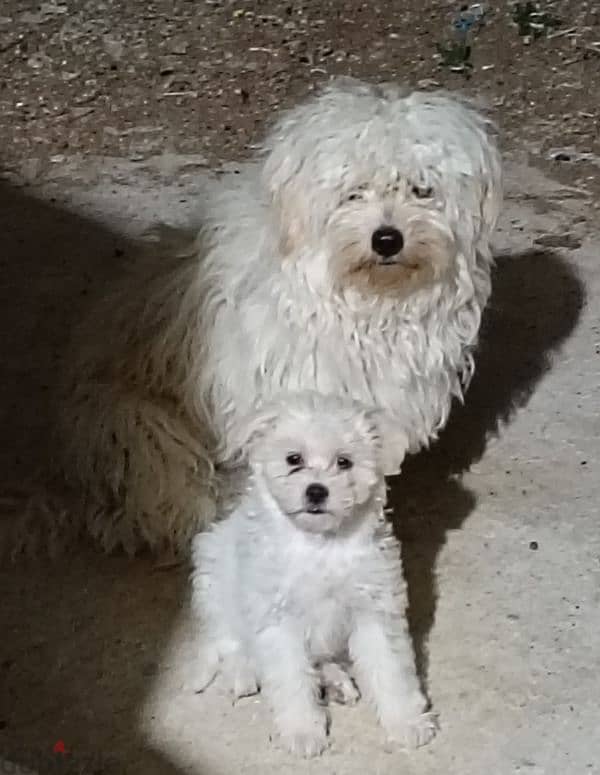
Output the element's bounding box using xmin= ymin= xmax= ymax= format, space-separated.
xmin=231 ymin=664 xmax=259 ymax=700
xmin=277 ymin=709 xmax=329 ymax=758
xmin=386 ymin=711 xmax=439 ymax=750
xmin=320 ymin=662 xmax=360 ymax=706
xmin=221 ymin=653 xmax=259 ymax=700
xmin=190 ymin=660 xmax=219 ymax=693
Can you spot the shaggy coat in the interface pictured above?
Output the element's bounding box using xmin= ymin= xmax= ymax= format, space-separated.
xmin=56 ymin=78 xmax=502 ymax=554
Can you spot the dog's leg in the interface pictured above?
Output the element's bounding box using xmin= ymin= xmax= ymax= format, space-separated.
xmin=256 ymin=623 xmax=329 ymax=758
xmin=319 ymin=662 xmax=360 ymax=706
xmin=349 ymin=615 xmax=438 ymax=749
xmin=60 ymin=387 xmax=217 ymax=556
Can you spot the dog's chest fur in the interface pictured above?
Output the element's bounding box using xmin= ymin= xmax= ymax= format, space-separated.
xmin=185 ymin=175 xmax=491 ymax=463
xmin=203 ymin=260 xmax=477 ymax=458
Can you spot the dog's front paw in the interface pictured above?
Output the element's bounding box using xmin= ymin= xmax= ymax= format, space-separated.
xmin=385 ymin=711 xmax=439 ymax=750
xmin=277 ymin=709 xmax=329 ymax=758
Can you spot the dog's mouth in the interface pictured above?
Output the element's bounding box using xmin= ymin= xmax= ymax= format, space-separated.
xmin=374 ymin=253 xmax=419 ymax=270
xmin=306 ymin=506 xmax=326 ymax=515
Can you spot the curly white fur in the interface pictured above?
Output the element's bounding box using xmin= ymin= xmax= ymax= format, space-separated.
xmin=52 ymin=77 xmax=501 ymax=555
xmin=191 ymin=392 xmax=437 ymax=757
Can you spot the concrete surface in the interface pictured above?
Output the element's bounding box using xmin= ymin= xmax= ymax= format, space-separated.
xmin=0 ymin=152 xmax=598 ymax=775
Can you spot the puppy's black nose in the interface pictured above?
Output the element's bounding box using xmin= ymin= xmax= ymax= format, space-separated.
xmin=305 ymin=483 xmax=329 ymax=505
xmin=371 ymin=226 xmax=404 ymax=259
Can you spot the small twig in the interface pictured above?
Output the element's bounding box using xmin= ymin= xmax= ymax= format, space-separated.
xmin=547 ymin=26 xmax=578 ymax=40
xmin=159 ymin=90 xmax=199 ymax=98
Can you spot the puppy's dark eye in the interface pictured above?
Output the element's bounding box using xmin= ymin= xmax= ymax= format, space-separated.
xmin=337 ymin=455 xmax=353 ymax=471
xmin=347 ymin=192 xmax=363 ymax=202
xmin=286 ymin=452 xmax=304 ymax=468
xmin=412 ymin=185 xmax=434 ymax=199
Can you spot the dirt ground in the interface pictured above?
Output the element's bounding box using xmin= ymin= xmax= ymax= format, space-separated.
xmin=1 ymin=0 xmax=600 ymax=193
xmin=1 ymin=2 xmax=600 ymax=774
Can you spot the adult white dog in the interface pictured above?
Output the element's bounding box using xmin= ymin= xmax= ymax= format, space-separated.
xmin=51 ymin=77 xmax=501 ymax=556
xmin=191 ymin=391 xmax=437 ymax=757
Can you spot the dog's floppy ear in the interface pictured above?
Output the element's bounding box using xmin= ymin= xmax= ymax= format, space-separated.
xmin=219 ymin=401 xmax=280 ymax=465
xmin=363 ymin=409 xmax=410 ymax=476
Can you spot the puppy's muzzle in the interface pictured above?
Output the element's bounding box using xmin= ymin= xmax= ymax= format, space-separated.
xmin=371 ymin=226 xmax=404 ymax=264
xmin=305 ymin=483 xmax=329 ymax=513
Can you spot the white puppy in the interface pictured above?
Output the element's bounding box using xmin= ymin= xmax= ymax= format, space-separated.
xmin=38 ymin=76 xmax=501 ymax=556
xmin=191 ymin=392 xmax=437 ymax=757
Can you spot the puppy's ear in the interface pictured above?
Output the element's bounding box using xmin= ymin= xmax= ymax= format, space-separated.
xmin=363 ymin=409 xmax=410 ymax=476
xmin=219 ymin=403 xmax=279 ymax=465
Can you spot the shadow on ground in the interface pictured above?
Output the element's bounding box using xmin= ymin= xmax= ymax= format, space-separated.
xmin=0 ymin=180 xmax=212 ymax=774
xmin=0 ymin=553 xmax=204 ymax=774
xmin=389 ymin=249 xmax=585 ymax=688
xmin=0 ymin=180 xmax=135 ymax=485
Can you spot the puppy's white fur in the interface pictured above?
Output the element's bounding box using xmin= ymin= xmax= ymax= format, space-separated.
xmin=191 ymin=392 xmax=436 ymax=757
xmin=51 ymin=77 xmax=501 ymax=554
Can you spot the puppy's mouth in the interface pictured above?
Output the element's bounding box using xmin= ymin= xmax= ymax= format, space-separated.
xmin=292 ymin=508 xmax=341 ymax=536
xmin=288 ymin=507 xmax=330 ymax=517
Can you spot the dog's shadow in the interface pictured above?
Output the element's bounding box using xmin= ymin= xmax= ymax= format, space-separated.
xmin=388 ymin=249 xmax=584 ymax=687
xmin=0 ymin=180 xmax=214 ymax=774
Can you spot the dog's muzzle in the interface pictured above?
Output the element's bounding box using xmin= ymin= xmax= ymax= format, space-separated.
xmin=371 ymin=226 xmax=404 ymax=264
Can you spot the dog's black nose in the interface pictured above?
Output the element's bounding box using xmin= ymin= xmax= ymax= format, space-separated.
xmin=305 ymin=483 xmax=329 ymax=505
xmin=371 ymin=226 xmax=404 ymax=258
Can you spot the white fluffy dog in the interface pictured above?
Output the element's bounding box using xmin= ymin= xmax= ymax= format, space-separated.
xmin=51 ymin=77 xmax=501 ymax=555
xmin=191 ymin=392 xmax=437 ymax=757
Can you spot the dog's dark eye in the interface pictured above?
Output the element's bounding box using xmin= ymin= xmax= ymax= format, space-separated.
xmin=337 ymin=455 xmax=353 ymax=470
xmin=286 ymin=452 xmax=304 ymax=468
xmin=412 ymin=185 xmax=434 ymax=199
xmin=347 ymin=192 xmax=363 ymax=202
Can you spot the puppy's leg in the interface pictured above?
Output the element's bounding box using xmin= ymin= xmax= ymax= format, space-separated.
xmin=191 ymin=541 xmax=258 ymax=699
xmin=221 ymin=648 xmax=259 ymax=700
xmin=191 ymin=641 xmax=221 ymax=693
xmin=256 ymin=623 xmax=328 ymax=758
xmin=349 ymin=615 xmax=437 ymax=749
xmin=319 ymin=662 xmax=360 ymax=706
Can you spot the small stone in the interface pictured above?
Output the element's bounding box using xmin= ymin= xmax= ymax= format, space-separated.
xmin=167 ymin=37 xmax=189 ymax=55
